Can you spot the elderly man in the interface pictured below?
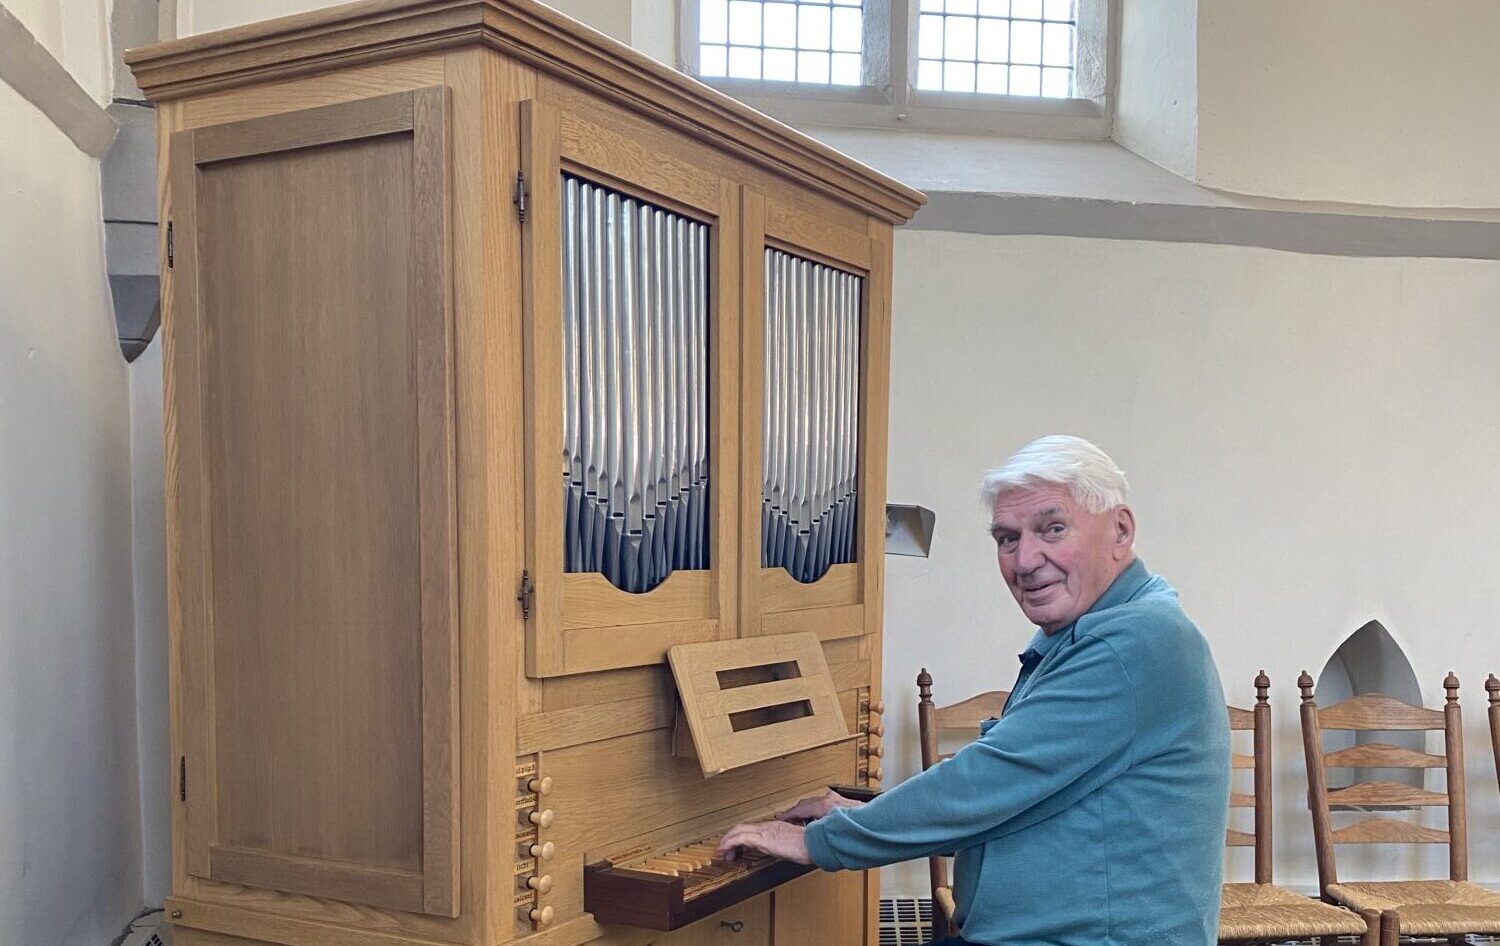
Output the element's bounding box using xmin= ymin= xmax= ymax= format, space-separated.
xmin=718 ymin=435 xmax=1229 ymax=946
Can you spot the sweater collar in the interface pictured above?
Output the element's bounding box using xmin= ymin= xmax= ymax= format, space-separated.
xmin=1041 ymin=557 xmax=1152 ymax=642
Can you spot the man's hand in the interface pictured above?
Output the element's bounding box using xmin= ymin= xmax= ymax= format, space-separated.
xmin=716 ymin=820 xmax=811 ymax=865
xmin=776 ymin=789 xmax=865 ymax=825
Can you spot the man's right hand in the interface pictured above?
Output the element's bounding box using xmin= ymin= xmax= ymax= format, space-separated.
xmin=776 ymin=790 xmax=865 ymax=824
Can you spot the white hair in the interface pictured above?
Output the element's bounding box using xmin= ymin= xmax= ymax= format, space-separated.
xmin=979 ymin=435 xmax=1129 ymax=514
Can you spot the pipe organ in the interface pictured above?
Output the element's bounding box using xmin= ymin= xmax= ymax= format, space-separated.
xmin=127 ymin=3 xmax=922 ymax=946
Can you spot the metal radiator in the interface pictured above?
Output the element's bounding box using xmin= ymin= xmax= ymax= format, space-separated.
xmin=560 ymin=174 xmax=710 ymax=593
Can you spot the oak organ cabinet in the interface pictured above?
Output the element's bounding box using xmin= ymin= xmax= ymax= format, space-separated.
xmin=126 ymin=2 xmax=922 ymax=945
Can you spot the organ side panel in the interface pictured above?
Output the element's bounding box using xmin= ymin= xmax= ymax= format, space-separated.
xmin=166 ymin=87 xmax=460 ymax=916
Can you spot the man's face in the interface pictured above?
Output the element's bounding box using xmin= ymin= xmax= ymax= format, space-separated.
xmin=989 ymin=484 xmax=1134 ymax=634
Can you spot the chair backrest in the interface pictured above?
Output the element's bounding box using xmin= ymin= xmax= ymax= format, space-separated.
xmin=916 ymin=668 xmax=1010 ymax=773
xmin=1488 ymin=675 xmax=1499 ymax=795
xmin=915 ymin=668 xmax=1010 ymax=939
xmin=1298 ymin=670 xmax=1468 ymax=892
xmin=1226 ymin=671 xmax=1274 ymax=885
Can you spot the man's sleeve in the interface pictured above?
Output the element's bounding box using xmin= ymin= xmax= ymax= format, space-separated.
xmin=803 ymin=632 xmax=1137 ymax=871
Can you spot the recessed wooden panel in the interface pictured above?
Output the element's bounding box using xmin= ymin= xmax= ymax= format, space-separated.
xmin=170 ymin=87 xmax=457 ymax=916
xmin=204 ymin=128 xmax=424 ymax=876
xmin=773 ymin=870 xmax=865 ymax=946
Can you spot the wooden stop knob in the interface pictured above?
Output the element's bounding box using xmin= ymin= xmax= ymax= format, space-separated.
xmin=530 ymin=905 xmax=554 ymax=927
xmin=871 ymin=701 xmax=885 ymax=714
xmin=529 ymin=840 xmax=555 ymax=860
xmin=529 ymin=808 xmax=555 ymax=828
xmin=528 ymin=776 xmax=553 ymax=796
xmin=527 ymin=874 xmax=554 ymax=894
xmin=867 ymin=723 xmax=884 ymax=737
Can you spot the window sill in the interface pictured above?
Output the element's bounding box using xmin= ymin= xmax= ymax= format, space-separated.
xmin=699 ymin=76 xmax=1110 ymax=139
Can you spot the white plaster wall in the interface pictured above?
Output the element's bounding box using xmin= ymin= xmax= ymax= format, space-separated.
xmin=0 ymin=80 xmax=143 ymax=945
xmin=877 ymin=229 xmax=1500 ymax=896
xmin=6 ymin=0 xmax=111 ymax=101
xmin=129 ymin=337 xmax=170 ymax=907
xmin=1195 ymin=0 xmax=1500 ymax=208
xmin=1113 ymin=0 xmax=1196 ymax=180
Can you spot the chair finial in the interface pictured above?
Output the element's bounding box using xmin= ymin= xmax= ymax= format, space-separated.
xmin=1298 ymin=670 xmax=1314 ymax=701
xmin=917 ymin=668 xmax=932 ymax=702
xmin=1486 ymin=673 xmax=1499 ymax=706
xmin=1444 ymin=671 xmax=1460 ymax=704
xmin=1254 ymin=670 xmax=1270 ymax=705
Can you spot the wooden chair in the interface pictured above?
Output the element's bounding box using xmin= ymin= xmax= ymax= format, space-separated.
xmin=915 ymin=668 xmax=1009 ymax=943
xmin=1488 ymin=675 xmax=1499 ymax=796
xmin=1300 ymin=671 xmax=1500 ymax=946
xmin=1219 ymin=672 xmax=1374 ymax=945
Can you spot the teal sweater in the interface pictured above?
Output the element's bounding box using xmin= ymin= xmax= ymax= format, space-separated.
xmin=805 ymin=560 xmax=1229 ymax=946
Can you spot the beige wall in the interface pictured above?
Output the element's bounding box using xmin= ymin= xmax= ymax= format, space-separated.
xmin=877 ymin=228 xmax=1500 ymax=896
xmin=0 ymin=78 xmax=142 ymax=944
xmin=1115 ymin=0 xmax=1197 ymax=181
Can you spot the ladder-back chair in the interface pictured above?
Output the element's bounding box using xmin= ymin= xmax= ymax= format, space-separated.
xmin=1219 ymin=672 xmax=1373 ymax=944
xmin=1488 ymin=675 xmax=1499 ymax=797
xmin=915 ymin=668 xmax=1009 ymax=943
xmin=1300 ymin=671 xmax=1500 ymax=946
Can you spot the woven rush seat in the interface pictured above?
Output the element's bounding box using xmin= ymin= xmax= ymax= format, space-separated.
xmin=1219 ymin=883 xmax=1368 ymax=940
xmin=1325 ymin=881 xmax=1500 ymax=936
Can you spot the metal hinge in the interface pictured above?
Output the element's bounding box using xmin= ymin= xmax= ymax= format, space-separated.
xmin=179 ymin=755 xmax=187 ymax=801
xmin=517 ymin=569 xmax=534 ymax=620
xmin=166 ymin=221 xmax=174 ymax=268
xmin=512 ymin=170 xmax=527 ymax=222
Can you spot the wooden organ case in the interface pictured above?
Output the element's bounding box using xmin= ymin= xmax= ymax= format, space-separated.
xmin=126 ymin=3 xmax=923 ymax=946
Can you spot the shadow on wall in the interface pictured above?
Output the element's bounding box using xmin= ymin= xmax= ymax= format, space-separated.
xmin=1314 ymin=620 xmax=1425 ymax=791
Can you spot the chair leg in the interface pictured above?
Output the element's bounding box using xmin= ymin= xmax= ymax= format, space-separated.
xmin=1446 ymin=936 xmax=1466 ymax=945
xmin=1358 ymin=909 xmax=1380 ymax=946
xmin=1379 ymin=910 xmax=1399 ymax=946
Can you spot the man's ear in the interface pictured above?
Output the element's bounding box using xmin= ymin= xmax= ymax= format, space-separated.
xmin=1112 ymin=505 xmax=1136 ymax=558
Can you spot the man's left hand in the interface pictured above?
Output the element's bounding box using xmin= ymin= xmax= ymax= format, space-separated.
xmin=716 ymin=820 xmax=811 ymax=865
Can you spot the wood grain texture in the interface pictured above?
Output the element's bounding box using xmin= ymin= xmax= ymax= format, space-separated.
xmin=172 ymin=88 xmax=459 ymax=915
xmin=765 ymin=196 xmax=871 ymax=271
xmin=931 ymin=691 xmax=1009 ymax=729
xmin=760 ymin=604 xmax=865 ymax=641
xmin=1330 ymin=818 xmax=1450 ymax=844
xmin=1227 ymin=705 xmax=1255 ymax=730
xmin=759 ymin=563 xmax=859 ymax=613
xmin=562 ymin=572 xmax=715 ymax=630
xmin=771 ymin=870 xmax=864 ymax=946
xmin=517 ymin=694 xmax=674 ymax=754
xmin=858 ymin=222 xmax=893 ymax=648
xmin=668 ymin=634 xmax=850 ymax=776
xmin=1325 ymin=743 xmax=1447 ymax=769
xmin=519 ymin=96 xmax=566 ymax=677
xmin=1316 ymin=693 xmax=1447 ymax=731
xmin=1327 ymin=782 xmax=1448 ymax=808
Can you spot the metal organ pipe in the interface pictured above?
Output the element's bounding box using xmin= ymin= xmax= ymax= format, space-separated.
xmin=763 ymin=248 xmax=862 ymax=583
xmin=560 ymin=174 xmax=710 ymax=593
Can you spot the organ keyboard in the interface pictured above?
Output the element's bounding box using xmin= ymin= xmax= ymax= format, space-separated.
xmin=584 ymin=825 xmax=815 ymax=930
